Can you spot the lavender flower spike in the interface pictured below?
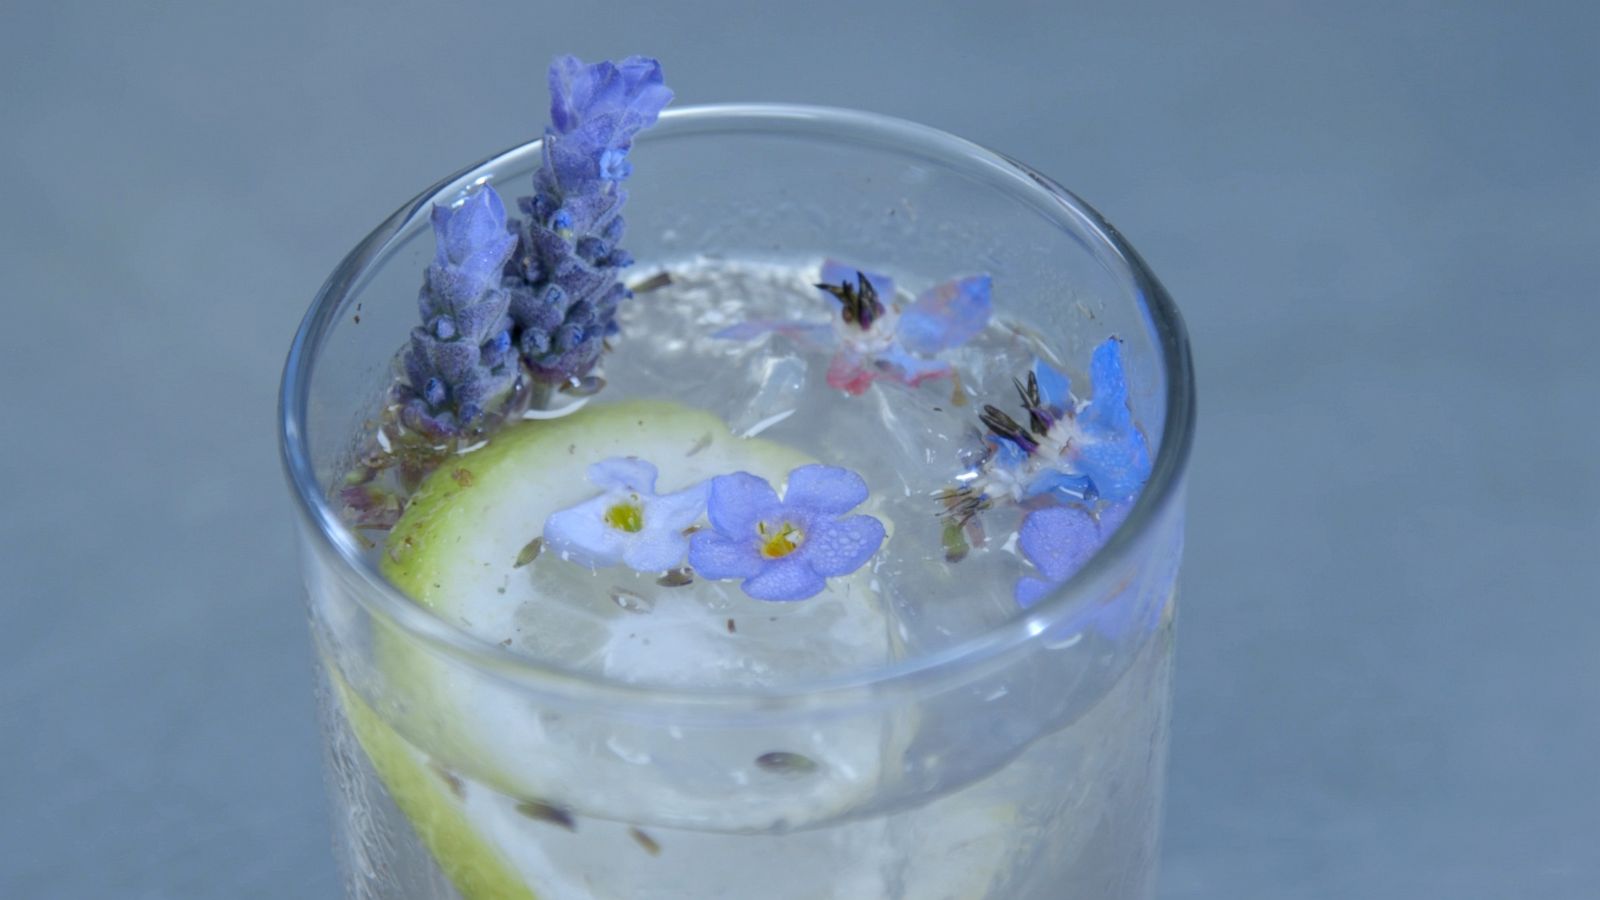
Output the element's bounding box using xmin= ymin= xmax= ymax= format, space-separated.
xmin=689 ymin=465 xmax=886 ymax=602
xmin=398 ymin=186 xmax=519 ymax=438
xmin=506 ymin=56 xmax=673 ymax=386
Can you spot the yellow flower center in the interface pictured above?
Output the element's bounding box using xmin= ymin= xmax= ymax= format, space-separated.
xmin=758 ymin=521 xmax=804 ymax=559
xmin=604 ymin=499 xmax=645 ymax=533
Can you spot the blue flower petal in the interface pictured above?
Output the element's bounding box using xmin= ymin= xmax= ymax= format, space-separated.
xmin=1022 ymin=469 xmax=1098 ymax=504
xmin=741 ymin=557 xmax=828 ymax=602
xmin=1015 ymin=576 xmax=1055 ymax=610
xmin=1073 ymin=339 xmax=1151 ymax=503
xmin=588 ymin=457 xmax=658 ymax=493
xmin=1031 ymin=358 xmax=1071 ymax=412
xmin=896 ymin=274 xmax=992 ymax=355
xmin=818 ymin=260 xmax=895 ymax=304
xmin=782 ymin=464 xmax=869 ymax=515
xmin=705 ymin=471 xmax=780 ymax=537
xmin=1080 ymin=338 xmax=1133 ymax=436
xmin=647 ymin=482 xmax=710 ymax=530
xmin=1016 ymin=501 xmax=1133 ymax=589
xmin=622 ymin=530 xmax=691 ymax=573
xmin=803 ymin=514 xmax=885 ymax=578
xmin=544 ymin=495 xmax=630 ymax=569
xmin=1016 ymin=506 xmax=1104 ymax=584
xmin=1074 ymin=441 xmax=1151 ymax=504
xmin=989 ymin=435 xmax=1029 ymax=470
xmin=875 ymin=344 xmax=953 ymax=387
xmin=687 ymin=531 xmax=765 ymax=580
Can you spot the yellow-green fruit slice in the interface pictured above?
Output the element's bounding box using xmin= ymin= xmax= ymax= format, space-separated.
xmin=333 ymin=400 xmax=899 ymax=897
xmin=333 ymin=672 xmax=539 ymax=900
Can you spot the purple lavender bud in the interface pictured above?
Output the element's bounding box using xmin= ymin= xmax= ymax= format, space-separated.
xmin=503 ymin=56 xmax=672 ymax=387
xmin=555 ymin=322 xmax=585 ymax=352
xmin=398 ymin=184 xmax=520 ymax=437
xmin=423 ymin=377 xmax=447 ymax=408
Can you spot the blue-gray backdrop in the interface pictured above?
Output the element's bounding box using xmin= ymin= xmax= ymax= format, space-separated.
xmin=3 ymin=2 xmax=1596 ymax=897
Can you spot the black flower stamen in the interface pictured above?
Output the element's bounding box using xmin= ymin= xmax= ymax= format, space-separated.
xmin=816 ymin=270 xmax=886 ymax=331
xmin=979 ymin=404 xmax=1038 ymax=455
xmin=1013 ymin=372 xmax=1056 ymax=435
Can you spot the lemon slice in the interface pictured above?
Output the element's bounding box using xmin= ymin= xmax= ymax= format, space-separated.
xmin=335 ymin=400 xmax=905 ymax=897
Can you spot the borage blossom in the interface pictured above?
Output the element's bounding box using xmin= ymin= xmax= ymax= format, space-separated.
xmin=716 ymin=261 xmax=991 ymax=396
xmin=1014 ymin=503 xmax=1158 ymax=640
xmin=543 ymin=458 xmax=707 ymax=573
xmin=688 ymin=465 xmax=886 ymax=601
xmin=939 ymin=337 xmax=1150 ymax=561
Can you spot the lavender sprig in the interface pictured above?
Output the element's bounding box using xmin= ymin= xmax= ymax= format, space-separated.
xmin=397 ymin=188 xmax=519 ymax=439
xmin=505 ymin=55 xmax=673 ymax=386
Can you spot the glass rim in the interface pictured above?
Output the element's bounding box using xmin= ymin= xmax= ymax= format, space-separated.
xmin=279 ymin=103 xmax=1195 ymax=715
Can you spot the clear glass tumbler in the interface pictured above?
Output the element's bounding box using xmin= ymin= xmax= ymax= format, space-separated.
xmin=280 ymin=105 xmax=1194 ymax=899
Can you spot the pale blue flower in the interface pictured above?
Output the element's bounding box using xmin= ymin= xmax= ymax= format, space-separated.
xmin=544 ymin=458 xmax=707 ymax=573
xmin=688 ymin=465 xmax=886 ymax=601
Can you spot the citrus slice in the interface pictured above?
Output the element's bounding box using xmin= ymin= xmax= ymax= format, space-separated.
xmin=334 ymin=400 xmax=905 ymax=896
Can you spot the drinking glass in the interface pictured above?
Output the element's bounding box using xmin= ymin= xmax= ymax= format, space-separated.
xmin=280 ymin=104 xmax=1195 ymax=899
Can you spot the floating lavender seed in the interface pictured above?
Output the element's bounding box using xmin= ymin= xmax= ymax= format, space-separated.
xmin=514 ymin=537 xmax=543 ymax=568
xmin=514 ymin=799 xmax=576 ymax=832
xmin=628 ymin=827 xmax=662 ymax=856
xmin=656 ymin=567 xmax=694 ymax=587
xmin=756 ymin=752 xmax=818 ymax=775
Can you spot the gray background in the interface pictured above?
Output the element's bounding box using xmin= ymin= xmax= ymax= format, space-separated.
xmin=3 ymin=1 xmax=1596 ymax=897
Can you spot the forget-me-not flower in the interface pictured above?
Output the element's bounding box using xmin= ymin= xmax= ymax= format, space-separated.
xmin=688 ymin=465 xmax=886 ymax=601
xmin=544 ymin=458 xmax=708 ymax=573
xmin=715 ymin=260 xmax=991 ymax=396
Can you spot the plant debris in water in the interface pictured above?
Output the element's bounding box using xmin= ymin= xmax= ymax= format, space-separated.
xmin=628 ymin=827 xmax=662 ymax=856
xmin=513 ymin=536 xmax=544 ymax=568
xmin=655 ymin=567 xmax=694 ymax=587
xmin=514 ymin=799 xmax=577 ymax=832
xmin=610 ymin=587 xmax=654 ymax=614
xmin=755 ymin=752 xmax=818 ymax=775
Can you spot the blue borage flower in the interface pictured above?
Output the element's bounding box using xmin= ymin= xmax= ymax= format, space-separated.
xmin=688 ymin=465 xmax=886 ymax=601
xmin=715 ymin=261 xmax=991 ymax=396
xmin=543 ymin=458 xmax=707 ymax=573
xmin=1015 ymin=503 xmax=1160 ymax=640
xmin=1014 ymin=502 xmax=1130 ymax=608
xmin=396 ymin=56 xmax=672 ymax=438
xmin=940 ymin=337 xmax=1151 ymax=560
